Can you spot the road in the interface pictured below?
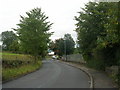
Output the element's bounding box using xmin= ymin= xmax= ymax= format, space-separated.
xmin=3 ymin=60 xmax=90 ymax=88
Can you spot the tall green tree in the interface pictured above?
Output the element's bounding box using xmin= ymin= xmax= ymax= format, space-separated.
xmin=49 ymin=38 xmax=64 ymax=56
xmin=1 ymin=31 xmax=17 ymax=51
xmin=14 ymin=8 xmax=53 ymax=58
xmin=9 ymin=40 xmax=20 ymax=53
xmin=75 ymin=2 xmax=119 ymax=69
xmin=50 ymin=34 xmax=75 ymax=56
xmin=96 ymin=3 xmax=119 ymax=48
xmin=75 ymin=2 xmax=110 ymax=55
xmin=64 ymin=34 xmax=75 ymax=55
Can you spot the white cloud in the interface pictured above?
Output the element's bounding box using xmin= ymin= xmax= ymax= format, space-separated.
xmin=0 ymin=0 xmax=90 ymax=42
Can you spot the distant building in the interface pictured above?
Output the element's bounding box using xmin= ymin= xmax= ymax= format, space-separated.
xmin=48 ymin=49 xmax=54 ymax=56
xmin=48 ymin=51 xmax=54 ymax=56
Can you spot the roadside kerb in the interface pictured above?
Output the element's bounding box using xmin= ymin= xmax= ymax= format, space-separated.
xmin=61 ymin=61 xmax=94 ymax=89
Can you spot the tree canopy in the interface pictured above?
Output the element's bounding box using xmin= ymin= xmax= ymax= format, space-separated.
xmin=49 ymin=34 xmax=75 ymax=56
xmin=75 ymin=2 xmax=119 ymax=69
xmin=64 ymin=34 xmax=75 ymax=55
xmin=14 ymin=8 xmax=53 ymax=58
xmin=1 ymin=31 xmax=17 ymax=51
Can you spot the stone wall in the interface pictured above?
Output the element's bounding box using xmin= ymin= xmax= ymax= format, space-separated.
xmin=105 ymin=66 xmax=119 ymax=77
xmin=62 ymin=54 xmax=86 ymax=64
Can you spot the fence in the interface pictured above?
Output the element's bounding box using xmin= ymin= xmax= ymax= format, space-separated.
xmin=62 ymin=54 xmax=86 ymax=64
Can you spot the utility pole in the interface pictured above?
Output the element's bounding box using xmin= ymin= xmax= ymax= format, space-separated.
xmin=64 ymin=39 xmax=67 ymax=61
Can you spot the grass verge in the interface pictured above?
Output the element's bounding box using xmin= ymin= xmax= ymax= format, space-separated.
xmin=0 ymin=52 xmax=20 ymax=55
xmin=2 ymin=61 xmax=42 ymax=82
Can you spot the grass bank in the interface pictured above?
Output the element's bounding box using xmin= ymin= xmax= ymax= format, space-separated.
xmin=2 ymin=61 xmax=42 ymax=82
xmin=2 ymin=52 xmax=42 ymax=82
xmin=1 ymin=52 xmax=35 ymax=61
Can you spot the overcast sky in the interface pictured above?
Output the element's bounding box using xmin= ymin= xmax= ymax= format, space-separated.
xmin=0 ymin=0 xmax=91 ymax=42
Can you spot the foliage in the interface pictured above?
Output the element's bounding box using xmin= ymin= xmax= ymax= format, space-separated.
xmin=97 ymin=3 xmax=119 ymax=48
xmin=49 ymin=34 xmax=75 ymax=56
xmin=75 ymin=2 xmax=119 ymax=70
xmin=1 ymin=31 xmax=17 ymax=51
xmin=14 ymin=8 xmax=53 ymax=58
xmin=2 ymin=52 xmax=37 ymax=69
xmin=9 ymin=40 xmax=20 ymax=53
xmin=49 ymin=38 xmax=64 ymax=56
xmin=2 ymin=60 xmax=33 ymax=68
xmin=64 ymin=34 xmax=75 ymax=55
xmin=54 ymin=38 xmax=65 ymax=56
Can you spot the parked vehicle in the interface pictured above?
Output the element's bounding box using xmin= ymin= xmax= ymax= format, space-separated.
xmin=52 ymin=55 xmax=57 ymax=59
xmin=52 ymin=55 xmax=59 ymax=59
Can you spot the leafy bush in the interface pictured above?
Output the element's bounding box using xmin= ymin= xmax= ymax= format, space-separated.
xmin=2 ymin=60 xmax=32 ymax=68
xmin=2 ymin=54 xmax=35 ymax=61
xmin=75 ymin=2 xmax=119 ymax=71
xmin=83 ymin=53 xmax=105 ymax=70
xmin=2 ymin=52 xmax=36 ymax=68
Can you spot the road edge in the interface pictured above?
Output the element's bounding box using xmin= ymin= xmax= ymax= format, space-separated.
xmin=61 ymin=61 xmax=94 ymax=89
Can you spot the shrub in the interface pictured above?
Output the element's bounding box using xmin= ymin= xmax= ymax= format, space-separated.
xmin=2 ymin=60 xmax=33 ymax=68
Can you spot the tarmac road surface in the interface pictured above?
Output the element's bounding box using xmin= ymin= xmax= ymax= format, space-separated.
xmin=3 ymin=60 xmax=90 ymax=88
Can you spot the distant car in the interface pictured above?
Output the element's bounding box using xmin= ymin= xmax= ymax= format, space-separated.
xmin=52 ymin=56 xmax=57 ymax=59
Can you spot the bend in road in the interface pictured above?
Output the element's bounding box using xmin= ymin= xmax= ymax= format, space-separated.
xmin=3 ymin=60 xmax=90 ymax=88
